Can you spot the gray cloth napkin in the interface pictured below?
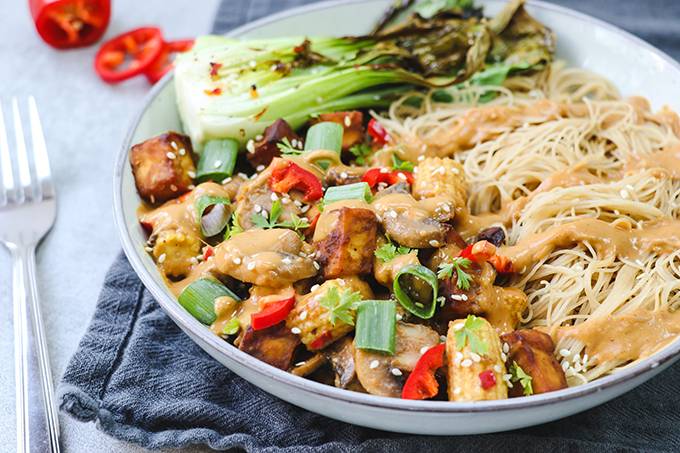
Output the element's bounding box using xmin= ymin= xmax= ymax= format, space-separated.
xmin=59 ymin=1 xmax=680 ymax=451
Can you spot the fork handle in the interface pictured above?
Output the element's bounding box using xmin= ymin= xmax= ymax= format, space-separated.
xmin=11 ymin=244 xmax=61 ymax=453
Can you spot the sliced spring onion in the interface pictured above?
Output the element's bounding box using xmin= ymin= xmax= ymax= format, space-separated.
xmin=323 ymin=182 xmax=372 ymax=204
xmin=304 ymin=122 xmax=343 ymax=169
xmin=195 ymin=195 xmax=231 ymax=237
xmin=222 ymin=318 xmax=240 ymax=335
xmin=355 ymin=300 xmax=397 ymax=355
xmin=393 ymin=264 xmax=439 ymax=319
xmin=178 ymin=278 xmax=240 ymax=325
xmin=196 ymin=138 xmax=239 ymax=182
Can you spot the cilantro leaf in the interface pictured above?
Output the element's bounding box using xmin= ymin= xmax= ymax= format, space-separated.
xmin=277 ymin=137 xmax=304 ymax=155
xmin=348 ymin=143 xmax=372 ymax=165
xmin=225 ymin=212 xmax=244 ymax=239
xmin=250 ymin=199 xmax=309 ymax=232
xmin=374 ymin=241 xmax=414 ymax=263
xmin=510 ymin=361 xmax=534 ymax=396
xmin=269 ymin=199 xmax=283 ymax=224
xmin=454 ymin=315 xmax=488 ymax=356
xmin=391 ymin=153 xmax=414 ymax=172
xmin=278 ymin=213 xmax=311 ymax=231
xmin=319 ymin=286 xmax=363 ymax=326
xmin=437 ymin=257 xmax=473 ymax=290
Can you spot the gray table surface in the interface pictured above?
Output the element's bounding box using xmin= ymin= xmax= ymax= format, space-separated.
xmin=0 ymin=1 xmax=219 ymax=451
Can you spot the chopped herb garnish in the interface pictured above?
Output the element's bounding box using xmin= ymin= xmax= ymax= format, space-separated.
xmin=225 ymin=211 xmax=244 ymax=240
xmin=251 ymin=199 xmax=310 ymax=231
xmin=318 ymin=286 xmax=363 ymax=326
xmin=374 ymin=242 xmax=414 ymax=262
xmin=510 ymin=361 xmax=534 ymax=396
xmin=391 ymin=153 xmax=414 ymax=172
xmin=437 ymin=257 xmax=473 ymax=290
xmin=222 ymin=318 xmax=240 ymax=335
xmin=454 ymin=315 xmax=488 ymax=355
xmin=348 ymin=143 xmax=372 ymax=165
xmin=277 ymin=137 xmax=304 ymax=155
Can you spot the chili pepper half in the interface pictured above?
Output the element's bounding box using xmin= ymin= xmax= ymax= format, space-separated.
xmin=30 ymin=0 xmax=110 ymax=49
xmin=367 ymin=118 xmax=389 ymax=146
xmin=144 ymin=39 xmax=194 ymax=84
xmin=401 ymin=343 xmax=446 ymax=400
xmin=362 ymin=168 xmax=414 ymax=189
xmin=94 ymin=27 xmax=164 ymax=84
xmin=269 ymin=162 xmax=323 ymax=202
xmin=251 ymin=290 xmax=296 ymax=331
xmin=460 ymin=242 xmax=514 ymax=273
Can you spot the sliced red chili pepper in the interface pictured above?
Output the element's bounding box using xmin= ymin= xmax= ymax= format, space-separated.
xmin=202 ymin=246 xmax=214 ymax=261
xmin=144 ymin=39 xmax=194 ymax=84
xmin=460 ymin=242 xmax=514 ymax=273
xmin=367 ymin=118 xmax=389 ymax=146
xmin=309 ymin=331 xmax=334 ymax=350
xmin=479 ymin=370 xmax=497 ymax=390
xmin=269 ymin=162 xmax=323 ymax=202
xmin=251 ymin=290 xmax=296 ymax=331
xmin=362 ymin=168 xmax=414 ymax=189
xmin=488 ymin=254 xmax=513 ymax=273
xmin=30 ymin=0 xmax=111 ymax=49
xmin=401 ymin=343 xmax=446 ymax=400
xmin=94 ymin=27 xmax=164 ymax=83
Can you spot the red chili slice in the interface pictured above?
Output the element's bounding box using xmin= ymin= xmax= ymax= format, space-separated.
xmin=367 ymin=118 xmax=389 ymax=146
xmin=479 ymin=370 xmax=497 ymax=390
xmin=30 ymin=0 xmax=111 ymax=49
xmin=269 ymin=162 xmax=323 ymax=202
xmin=144 ymin=39 xmax=194 ymax=84
xmin=94 ymin=27 xmax=164 ymax=83
xmin=251 ymin=290 xmax=296 ymax=331
xmin=401 ymin=343 xmax=446 ymax=400
xmin=362 ymin=168 xmax=414 ymax=189
xmin=309 ymin=331 xmax=334 ymax=350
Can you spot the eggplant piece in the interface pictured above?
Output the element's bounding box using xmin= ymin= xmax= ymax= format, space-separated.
xmin=501 ymin=329 xmax=567 ymax=396
xmin=476 ymin=226 xmax=506 ymax=247
xmin=239 ymin=323 xmax=300 ymax=370
xmin=130 ymin=132 xmax=196 ymax=203
xmin=247 ymin=119 xmax=301 ymax=168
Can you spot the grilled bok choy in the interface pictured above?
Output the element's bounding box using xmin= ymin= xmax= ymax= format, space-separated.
xmin=174 ymin=0 xmax=554 ymax=149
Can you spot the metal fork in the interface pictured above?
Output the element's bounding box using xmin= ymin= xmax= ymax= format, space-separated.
xmin=0 ymin=97 xmax=60 ymax=453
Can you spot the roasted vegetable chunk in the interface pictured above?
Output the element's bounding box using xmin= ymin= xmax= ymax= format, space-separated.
xmin=501 ymin=329 xmax=567 ymax=396
xmin=248 ymin=118 xmax=301 ymax=168
xmin=315 ymin=207 xmax=378 ymax=279
xmin=316 ymin=111 xmax=364 ymax=150
xmin=239 ymin=323 xmax=300 ymax=370
xmin=412 ymin=156 xmax=468 ymax=211
xmin=130 ymin=132 xmax=195 ymax=203
xmin=152 ymin=229 xmax=201 ymax=278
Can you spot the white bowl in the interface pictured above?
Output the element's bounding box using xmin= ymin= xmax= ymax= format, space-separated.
xmin=113 ymin=0 xmax=680 ymax=435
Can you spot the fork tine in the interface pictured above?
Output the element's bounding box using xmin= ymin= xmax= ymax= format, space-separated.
xmin=0 ymin=102 xmax=14 ymax=205
xmin=12 ymin=97 xmax=33 ymax=203
xmin=28 ymin=96 xmax=54 ymax=199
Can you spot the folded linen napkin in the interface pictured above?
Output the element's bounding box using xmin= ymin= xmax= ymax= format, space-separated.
xmin=60 ymin=1 xmax=680 ymax=451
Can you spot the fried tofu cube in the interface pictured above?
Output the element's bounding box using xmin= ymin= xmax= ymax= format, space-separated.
xmin=247 ymin=118 xmax=301 ymax=168
xmin=239 ymin=322 xmax=300 ymax=370
xmin=314 ymin=207 xmax=378 ymax=278
xmin=500 ymin=329 xmax=568 ymax=396
xmin=316 ymin=111 xmax=364 ymax=149
xmin=130 ymin=132 xmax=196 ymax=203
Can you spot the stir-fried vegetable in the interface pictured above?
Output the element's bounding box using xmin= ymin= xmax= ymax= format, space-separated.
xmin=393 ymin=264 xmax=439 ymax=319
xmin=401 ymin=343 xmax=446 ymax=400
xmin=196 ymin=139 xmax=239 ymax=182
xmin=323 ymin=182 xmax=373 ymax=204
xmin=178 ymin=278 xmax=240 ymax=325
xmin=355 ymin=300 xmax=397 ymax=354
xmin=195 ymin=195 xmax=231 ymax=237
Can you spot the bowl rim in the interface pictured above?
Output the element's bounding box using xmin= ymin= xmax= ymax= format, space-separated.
xmin=114 ymin=0 xmax=680 ymax=414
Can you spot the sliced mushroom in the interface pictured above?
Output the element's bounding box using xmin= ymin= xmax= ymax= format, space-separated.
xmin=325 ymin=337 xmax=359 ymax=389
xmin=291 ymin=353 xmax=327 ymax=377
xmin=354 ymin=322 xmax=440 ymax=397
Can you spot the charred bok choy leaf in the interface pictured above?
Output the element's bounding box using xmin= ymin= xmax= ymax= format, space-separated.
xmin=174 ymin=0 xmax=554 ymax=149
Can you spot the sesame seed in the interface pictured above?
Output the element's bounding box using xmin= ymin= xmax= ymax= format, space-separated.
xmin=417 ymin=155 xmax=425 ymax=162
xmin=387 ymin=210 xmax=397 ymax=218
xmin=291 ymin=327 xmax=301 ymax=334
xmin=453 ymin=323 xmax=464 ymax=331
xmin=451 ymin=167 xmax=460 ymax=175
xmin=295 ymin=361 xmax=306 ymax=367
xmin=179 ymin=148 xmax=186 ymax=156
xmin=249 ymin=60 xmax=256 ymax=68
xmin=561 ymin=361 xmax=570 ymax=371
xmin=190 ymin=257 xmax=198 ymax=265
xmin=247 ymin=262 xmax=256 ymax=270
xmin=214 ymin=160 xmax=223 ymax=168
xmin=256 ymin=165 xmax=265 ymax=172
xmin=282 ymin=257 xmax=292 ymax=265
xmin=313 ymin=261 xmax=320 ymax=270
xmin=238 ymin=172 xmax=248 ymax=179
xmin=450 ymin=294 xmax=464 ymax=301
xmin=254 ymin=204 xmax=262 ymax=213
xmin=620 ymin=189 xmax=629 ymax=199
xmin=397 ymin=172 xmax=407 ymax=181
xmin=170 ymin=141 xmax=178 ymax=150
xmin=391 ymin=368 xmax=403 ymax=377
xmin=300 ymin=311 xmax=308 ymax=321
xmin=453 ymin=387 xmax=461 ymax=395
xmin=493 ymin=365 xmax=502 ymax=373
xmin=222 ymin=177 xmax=232 ymax=184
xmin=170 ymin=184 xmax=178 ymax=192
xmin=150 ymin=195 xmax=155 ymax=204
xmin=301 ymin=205 xmax=310 ymax=213
xmin=343 ymin=116 xmax=352 ymax=127
xmin=145 ymin=246 xmax=153 ymax=253
xmin=246 ymin=140 xmax=255 ymax=153
xmin=158 ymin=253 xmax=166 ymax=263
xmin=293 ymin=200 xmax=303 ymax=207
xmin=500 ymin=352 xmax=507 ymax=362
xmin=429 ymin=239 xmax=440 ymax=247
xmin=460 ymin=294 xmax=468 ymax=301
xmin=369 ymin=360 xmax=380 ymax=369
xmin=455 ymin=351 xmax=463 ymax=360
xmin=166 ymin=151 xmax=176 ymax=160
xmin=559 ymin=349 xmax=571 ymax=357
xmin=281 ymin=197 xmax=290 ymax=205
xmin=340 ymin=171 xmax=348 ymax=179
xmin=502 ymin=343 xmax=509 ymax=354
xmin=440 ymin=335 xmax=447 ymax=342
xmin=270 ymin=193 xmax=279 ymax=201
xmin=460 ymin=359 xmax=473 ymax=368
xmin=188 ymin=171 xmax=196 ymax=178
xmin=311 ymin=284 xmax=320 ymax=292
xmin=420 ymin=346 xmax=430 ymax=354
xmin=470 ymin=352 xmax=481 ymax=362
